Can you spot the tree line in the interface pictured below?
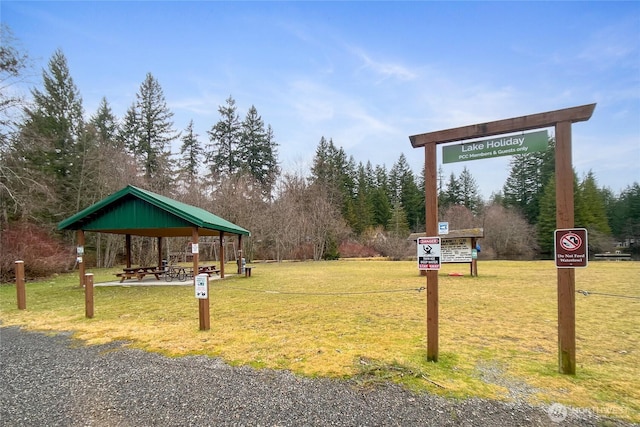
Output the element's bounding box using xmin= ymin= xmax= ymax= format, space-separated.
xmin=2 ymin=31 xmax=638 ymax=274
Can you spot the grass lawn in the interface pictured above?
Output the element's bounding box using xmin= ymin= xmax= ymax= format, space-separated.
xmin=1 ymin=259 xmax=638 ymax=422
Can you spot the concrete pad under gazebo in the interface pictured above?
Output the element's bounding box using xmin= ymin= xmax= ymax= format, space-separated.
xmin=57 ymin=185 xmax=251 ymax=288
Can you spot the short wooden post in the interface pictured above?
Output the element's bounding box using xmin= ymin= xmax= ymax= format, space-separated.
xmin=85 ymin=273 xmax=94 ymax=319
xmin=15 ymin=260 xmax=26 ymax=310
xmin=198 ymin=275 xmax=210 ymax=331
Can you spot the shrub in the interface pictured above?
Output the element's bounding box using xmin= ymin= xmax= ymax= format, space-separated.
xmin=0 ymin=222 xmax=74 ymax=282
xmin=338 ymin=240 xmax=379 ymax=258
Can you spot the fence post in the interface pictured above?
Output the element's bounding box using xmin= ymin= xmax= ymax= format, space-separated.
xmin=15 ymin=260 xmax=26 ymax=310
xmin=85 ymin=273 xmax=94 ymax=319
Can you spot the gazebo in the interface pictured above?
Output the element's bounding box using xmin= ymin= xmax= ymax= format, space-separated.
xmin=58 ymin=185 xmax=251 ymax=286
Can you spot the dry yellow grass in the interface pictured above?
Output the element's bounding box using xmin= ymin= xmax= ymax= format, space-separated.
xmin=1 ymin=260 xmax=638 ymax=422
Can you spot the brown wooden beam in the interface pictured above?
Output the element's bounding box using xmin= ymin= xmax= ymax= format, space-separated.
xmin=410 ymin=104 xmax=595 ymax=147
xmin=425 ymin=142 xmax=439 ymax=361
xmin=555 ymin=120 xmax=576 ymax=374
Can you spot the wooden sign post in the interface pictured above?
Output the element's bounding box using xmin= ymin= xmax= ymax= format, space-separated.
xmin=193 ymin=227 xmax=210 ymax=331
xmin=410 ymin=103 xmax=595 ymax=373
xmin=77 ymin=230 xmax=85 ymax=288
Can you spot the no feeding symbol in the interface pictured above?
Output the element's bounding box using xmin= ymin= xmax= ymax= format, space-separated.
xmin=560 ymin=232 xmax=582 ymax=251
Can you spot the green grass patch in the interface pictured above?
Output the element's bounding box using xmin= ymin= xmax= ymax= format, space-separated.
xmin=1 ymin=260 xmax=638 ymax=422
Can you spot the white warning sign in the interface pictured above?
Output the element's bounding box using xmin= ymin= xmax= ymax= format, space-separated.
xmin=418 ymin=237 xmax=441 ymax=270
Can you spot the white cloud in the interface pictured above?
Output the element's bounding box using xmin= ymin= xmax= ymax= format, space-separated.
xmin=348 ymin=46 xmax=417 ymax=83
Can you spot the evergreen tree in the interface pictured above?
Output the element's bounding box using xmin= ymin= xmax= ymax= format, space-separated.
xmin=90 ymin=97 xmax=120 ymax=149
xmin=576 ymin=171 xmax=611 ymax=235
xmin=239 ymin=106 xmax=279 ymax=196
xmin=608 ymin=183 xmax=640 ymax=250
xmin=0 ymin=24 xmax=36 ymax=222
xmin=118 ymin=103 xmax=140 ymax=155
xmin=135 ymin=73 xmax=178 ymax=193
xmin=502 ymin=139 xmax=555 ymax=224
xmin=371 ymin=164 xmax=392 ymax=228
xmin=18 ymin=49 xmax=86 ymax=218
xmin=443 ymin=172 xmax=462 ymax=207
xmin=389 ymin=154 xmax=423 ymax=232
xmin=207 ymin=95 xmax=242 ymax=179
xmin=352 ymin=162 xmax=374 ymax=234
xmin=458 ymin=166 xmax=482 ymax=214
xmin=176 ymin=120 xmax=203 ymax=189
xmin=309 ymin=136 xmax=356 ymax=221
xmin=537 ymin=171 xmax=582 ymax=254
xmin=436 ymin=166 xmax=449 ymax=217
xmin=537 ymin=176 xmax=556 ymax=254
xmin=387 ymin=200 xmax=410 ymax=238
xmin=0 ymin=24 xmax=29 ymax=139
xmin=85 ymin=97 xmax=127 ymax=199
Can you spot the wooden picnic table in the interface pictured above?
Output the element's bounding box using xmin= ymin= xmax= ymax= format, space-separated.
xmin=116 ymin=266 xmax=163 ymax=283
xmin=198 ymin=265 xmax=220 ymax=277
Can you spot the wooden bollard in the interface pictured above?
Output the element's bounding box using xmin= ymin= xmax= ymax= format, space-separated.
xmin=85 ymin=273 xmax=94 ymax=318
xmin=15 ymin=260 xmax=26 ymax=310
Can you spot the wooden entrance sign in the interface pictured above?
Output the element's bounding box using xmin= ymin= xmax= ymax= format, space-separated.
xmin=410 ymin=103 xmax=595 ymax=374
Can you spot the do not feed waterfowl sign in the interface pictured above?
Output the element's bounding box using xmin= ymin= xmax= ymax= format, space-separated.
xmin=554 ymin=228 xmax=588 ymax=268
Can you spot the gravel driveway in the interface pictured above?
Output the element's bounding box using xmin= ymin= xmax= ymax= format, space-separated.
xmin=0 ymin=326 xmax=634 ymax=426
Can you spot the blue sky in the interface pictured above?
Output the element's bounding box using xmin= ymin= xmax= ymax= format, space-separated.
xmin=3 ymin=1 xmax=639 ymax=198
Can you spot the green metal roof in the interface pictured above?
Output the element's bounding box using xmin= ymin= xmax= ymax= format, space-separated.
xmin=57 ymin=185 xmax=250 ymax=237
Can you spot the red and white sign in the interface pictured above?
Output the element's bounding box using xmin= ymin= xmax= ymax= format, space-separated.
xmin=418 ymin=237 xmax=441 ymax=270
xmin=554 ymin=228 xmax=588 ymax=268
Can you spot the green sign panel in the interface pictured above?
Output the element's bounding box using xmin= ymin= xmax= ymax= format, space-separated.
xmin=442 ymin=130 xmax=548 ymax=164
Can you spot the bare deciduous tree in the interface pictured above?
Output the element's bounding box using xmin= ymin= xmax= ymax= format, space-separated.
xmin=483 ymin=203 xmax=537 ymax=259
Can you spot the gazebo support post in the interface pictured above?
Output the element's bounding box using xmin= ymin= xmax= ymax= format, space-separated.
xmin=219 ymin=231 xmax=225 ymax=278
xmin=157 ymin=237 xmax=163 ymax=269
xmin=125 ymin=234 xmax=132 ymax=268
xmin=78 ymin=230 xmax=85 ymax=288
xmin=237 ymin=234 xmax=243 ymax=274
